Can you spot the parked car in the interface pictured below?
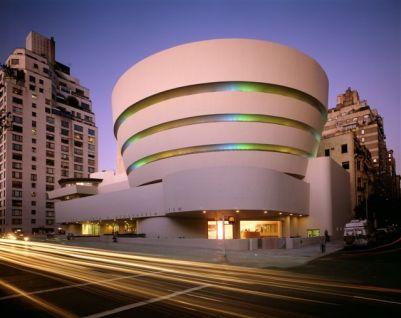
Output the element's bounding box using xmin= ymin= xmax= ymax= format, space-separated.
xmin=344 ymin=219 xmax=375 ymax=247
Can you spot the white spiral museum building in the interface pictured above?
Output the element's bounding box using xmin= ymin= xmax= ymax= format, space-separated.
xmin=51 ymin=39 xmax=351 ymax=244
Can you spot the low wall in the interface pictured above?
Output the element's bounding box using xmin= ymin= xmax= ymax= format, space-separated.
xmin=69 ymin=235 xmax=321 ymax=250
xmin=117 ymin=237 xmax=250 ymax=251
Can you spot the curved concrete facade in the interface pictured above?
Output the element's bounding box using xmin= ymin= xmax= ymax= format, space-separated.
xmin=55 ymin=40 xmax=352 ymax=241
xmin=112 ymin=39 xmax=328 ymax=189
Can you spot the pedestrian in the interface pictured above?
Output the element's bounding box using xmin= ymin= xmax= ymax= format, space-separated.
xmin=320 ymin=235 xmax=326 ymax=253
xmin=324 ymin=229 xmax=330 ymax=242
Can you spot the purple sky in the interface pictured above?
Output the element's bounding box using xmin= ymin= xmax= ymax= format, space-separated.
xmin=2 ymin=0 xmax=400 ymax=173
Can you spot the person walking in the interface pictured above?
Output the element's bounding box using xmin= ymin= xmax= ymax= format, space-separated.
xmin=320 ymin=235 xmax=326 ymax=253
xmin=324 ymin=229 xmax=330 ymax=242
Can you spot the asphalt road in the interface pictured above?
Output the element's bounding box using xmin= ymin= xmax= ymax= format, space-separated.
xmin=0 ymin=239 xmax=400 ymax=318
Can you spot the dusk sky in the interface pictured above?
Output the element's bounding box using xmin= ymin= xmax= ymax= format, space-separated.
xmin=2 ymin=0 xmax=400 ymax=173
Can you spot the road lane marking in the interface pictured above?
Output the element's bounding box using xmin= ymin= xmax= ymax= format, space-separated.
xmin=353 ymin=295 xmax=401 ymax=305
xmin=83 ymin=284 xmax=211 ymax=318
xmin=0 ymin=270 xmax=163 ymax=301
xmin=0 ymin=279 xmax=77 ymax=318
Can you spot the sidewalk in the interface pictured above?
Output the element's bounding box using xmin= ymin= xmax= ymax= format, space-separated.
xmin=48 ymin=238 xmax=344 ymax=268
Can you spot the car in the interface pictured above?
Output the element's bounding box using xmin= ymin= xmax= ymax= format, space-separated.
xmin=16 ymin=233 xmax=30 ymax=241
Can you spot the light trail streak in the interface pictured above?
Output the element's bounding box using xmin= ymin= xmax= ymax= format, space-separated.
xmin=1 ymin=240 xmax=401 ymax=295
xmin=0 ymin=279 xmax=77 ymax=318
xmin=83 ymin=284 xmax=211 ymax=318
xmin=0 ymin=239 xmax=400 ymax=317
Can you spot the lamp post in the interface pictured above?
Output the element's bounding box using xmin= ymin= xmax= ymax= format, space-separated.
xmin=221 ymin=214 xmax=226 ymax=259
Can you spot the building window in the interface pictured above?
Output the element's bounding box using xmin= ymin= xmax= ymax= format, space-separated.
xmin=61 ymin=129 xmax=69 ymax=136
xmin=12 ymin=87 xmax=23 ymax=95
xmin=12 ymin=125 xmax=23 ymax=133
xmin=61 ymin=170 xmax=69 ymax=177
xmin=341 ymin=144 xmax=348 ymax=153
xmin=307 ymin=229 xmax=320 ymax=237
xmin=12 ymin=134 xmax=23 ymax=142
xmin=11 ymin=59 xmax=19 ymax=65
xmin=74 ymin=141 xmax=83 ymax=148
xmin=12 ymin=181 xmax=22 ymax=188
xmin=12 ymin=200 xmax=22 ymax=207
xmin=31 ymin=219 xmax=36 ymax=224
xmin=12 ymin=190 xmax=22 ymax=198
xmin=46 ymin=219 xmax=55 ymax=225
xmin=342 ymin=161 xmax=350 ymax=170
xmin=12 ymin=153 xmax=22 ymax=161
xmin=29 ymin=75 xmax=36 ymax=83
xmin=46 ymin=125 xmax=55 ymax=133
xmin=74 ymin=133 xmax=83 ymax=140
xmin=12 ymin=97 xmax=23 ymax=105
xmin=12 ymin=171 xmax=23 ymax=179
xmin=12 ymin=106 xmax=23 ymax=114
xmin=88 ymin=129 xmax=95 ymax=136
xmin=12 ymin=143 xmax=22 ymax=151
xmin=13 ymin=116 xmax=23 ymax=124
xmin=12 ymin=162 xmax=22 ymax=170
xmin=361 ymin=129 xmax=365 ymax=135
xmin=74 ymin=124 xmax=83 ymax=132
xmin=61 ymin=121 xmax=69 ymax=128
xmin=46 ymin=176 xmax=54 ymax=183
xmin=46 ymin=202 xmax=54 ymax=209
xmin=31 ymin=210 xmax=36 ymax=215
xmin=12 ymin=209 xmax=22 ymax=216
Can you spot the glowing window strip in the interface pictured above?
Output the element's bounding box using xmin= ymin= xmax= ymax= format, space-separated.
xmin=126 ymin=143 xmax=312 ymax=174
xmin=114 ymin=81 xmax=327 ymax=136
xmin=121 ymin=113 xmax=321 ymax=154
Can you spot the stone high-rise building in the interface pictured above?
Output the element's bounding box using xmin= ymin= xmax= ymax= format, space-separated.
xmin=318 ymin=131 xmax=374 ymax=214
xmin=0 ymin=32 xmax=97 ymax=234
xmin=322 ymin=87 xmax=398 ymax=200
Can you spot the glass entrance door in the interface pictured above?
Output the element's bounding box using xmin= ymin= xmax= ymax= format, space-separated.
xmin=208 ymin=221 xmax=233 ymax=239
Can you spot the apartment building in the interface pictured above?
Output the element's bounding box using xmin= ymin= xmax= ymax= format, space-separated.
xmin=318 ymin=131 xmax=374 ymax=214
xmin=0 ymin=32 xmax=97 ymax=234
xmin=322 ymin=88 xmax=398 ymax=199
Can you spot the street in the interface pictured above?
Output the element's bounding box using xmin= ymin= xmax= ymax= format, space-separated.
xmin=0 ymin=239 xmax=400 ymax=317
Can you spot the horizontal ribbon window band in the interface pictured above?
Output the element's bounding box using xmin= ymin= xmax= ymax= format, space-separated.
xmin=126 ymin=143 xmax=312 ymax=174
xmin=121 ymin=113 xmax=321 ymax=154
xmin=114 ymin=81 xmax=327 ymax=136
